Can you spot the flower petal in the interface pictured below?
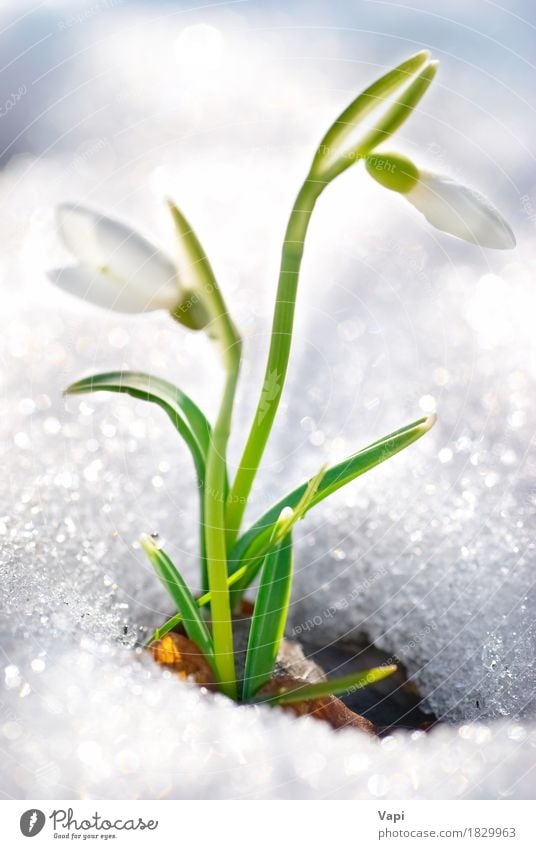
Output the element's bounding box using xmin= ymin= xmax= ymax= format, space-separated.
xmin=407 ymin=173 xmax=516 ymax=249
xmin=47 ymin=265 xmax=170 ymax=313
xmin=57 ymin=204 xmax=180 ymax=308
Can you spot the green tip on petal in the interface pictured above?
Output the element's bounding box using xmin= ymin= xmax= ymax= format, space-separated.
xmin=365 ymin=151 xmax=419 ymax=193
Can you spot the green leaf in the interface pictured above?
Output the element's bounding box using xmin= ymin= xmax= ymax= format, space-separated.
xmin=310 ymin=50 xmax=437 ymax=183
xmin=228 ymin=466 xmax=326 ymax=609
xmin=66 ymin=370 xmax=225 ymax=593
xmin=272 ymin=466 xmax=326 ymax=540
xmin=242 ymin=533 xmax=294 ymax=700
xmin=140 ymin=534 xmax=215 ymax=672
xmin=145 ymin=561 xmax=249 ymax=646
xmin=230 ymin=414 xmax=436 ymax=593
xmin=167 ymin=200 xmax=219 ymax=318
xmin=256 ymin=665 xmax=397 ymax=705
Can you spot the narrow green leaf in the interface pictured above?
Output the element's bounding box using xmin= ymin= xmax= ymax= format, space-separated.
xmin=359 ymin=61 xmax=437 ymax=159
xmin=310 ymin=50 xmax=436 ymax=182
xmin=230 ymin=414 xmax=436 ymax=592
xmin=145 ymin=561 xmax=249 ymax=646
xmin=242 ymin=533 xmax=293 ymax=700
xmin=365 ymin=150 xmax=419 ymax=194
xmin=66 ymin=370 xmax=211 ymax=460
xmin=168 ymin=201 xmax=242 ymax=373
xmin=233 ymin=465 xmax=325 ymax=576
xmin=273 ymin=466 xmax=326 ymax=541
xmin=66 ymin=370 xmax=226 ymax=593
xmin=256 ymin=665 xmax=397 ymax=705
xmin=140 ymin=534 xmax=215 ymax=671
xmin=149 ymin=413 xmax=436 ymax=638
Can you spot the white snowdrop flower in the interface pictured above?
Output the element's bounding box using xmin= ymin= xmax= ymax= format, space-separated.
xmin=365 ymin=152 xmax=516 ymax=249
xmin=48 ymin=204 xmax=187 ymax=314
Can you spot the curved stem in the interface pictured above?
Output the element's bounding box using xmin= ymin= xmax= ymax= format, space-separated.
xmin=226 ymin=177 xmax=324 ymax=543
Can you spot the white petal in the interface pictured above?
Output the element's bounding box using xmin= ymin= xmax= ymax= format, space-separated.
xmin=57 ymin=204 xmax=104 ymax=266
xmin=47 ymin=265 xmax=169 ymax=313
xmin=94 ymin=214 xmax=180 ymax=306
xmin=406 ymin=173 xmax=516 ymax=249
xmin=57 ymin=204 xmax=181 ymax=308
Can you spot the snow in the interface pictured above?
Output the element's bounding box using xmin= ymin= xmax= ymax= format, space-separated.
xmin=1 ymin=0 xmax=535 ymax=799
xmin=2 ymin=642 xmax=536 ymax=799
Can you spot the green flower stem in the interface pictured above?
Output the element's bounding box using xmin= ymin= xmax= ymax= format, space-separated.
xmin=204 ymin=345 xmax=241 ymax=699
xmin=226 ymin=177 xmax=325 ymax=542
xmin=168 ymin=198 xmax=244 ymax=691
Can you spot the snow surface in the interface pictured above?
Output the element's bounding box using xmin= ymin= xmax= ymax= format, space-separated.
xmin=2 ymin=642 xmax=536 ymax=800
xmin=1 ymin=0 xmax=535 ymax=799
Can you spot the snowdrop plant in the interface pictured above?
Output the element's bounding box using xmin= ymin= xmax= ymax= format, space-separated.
xmin=50 ymin=51 xmax=514 ymax=704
